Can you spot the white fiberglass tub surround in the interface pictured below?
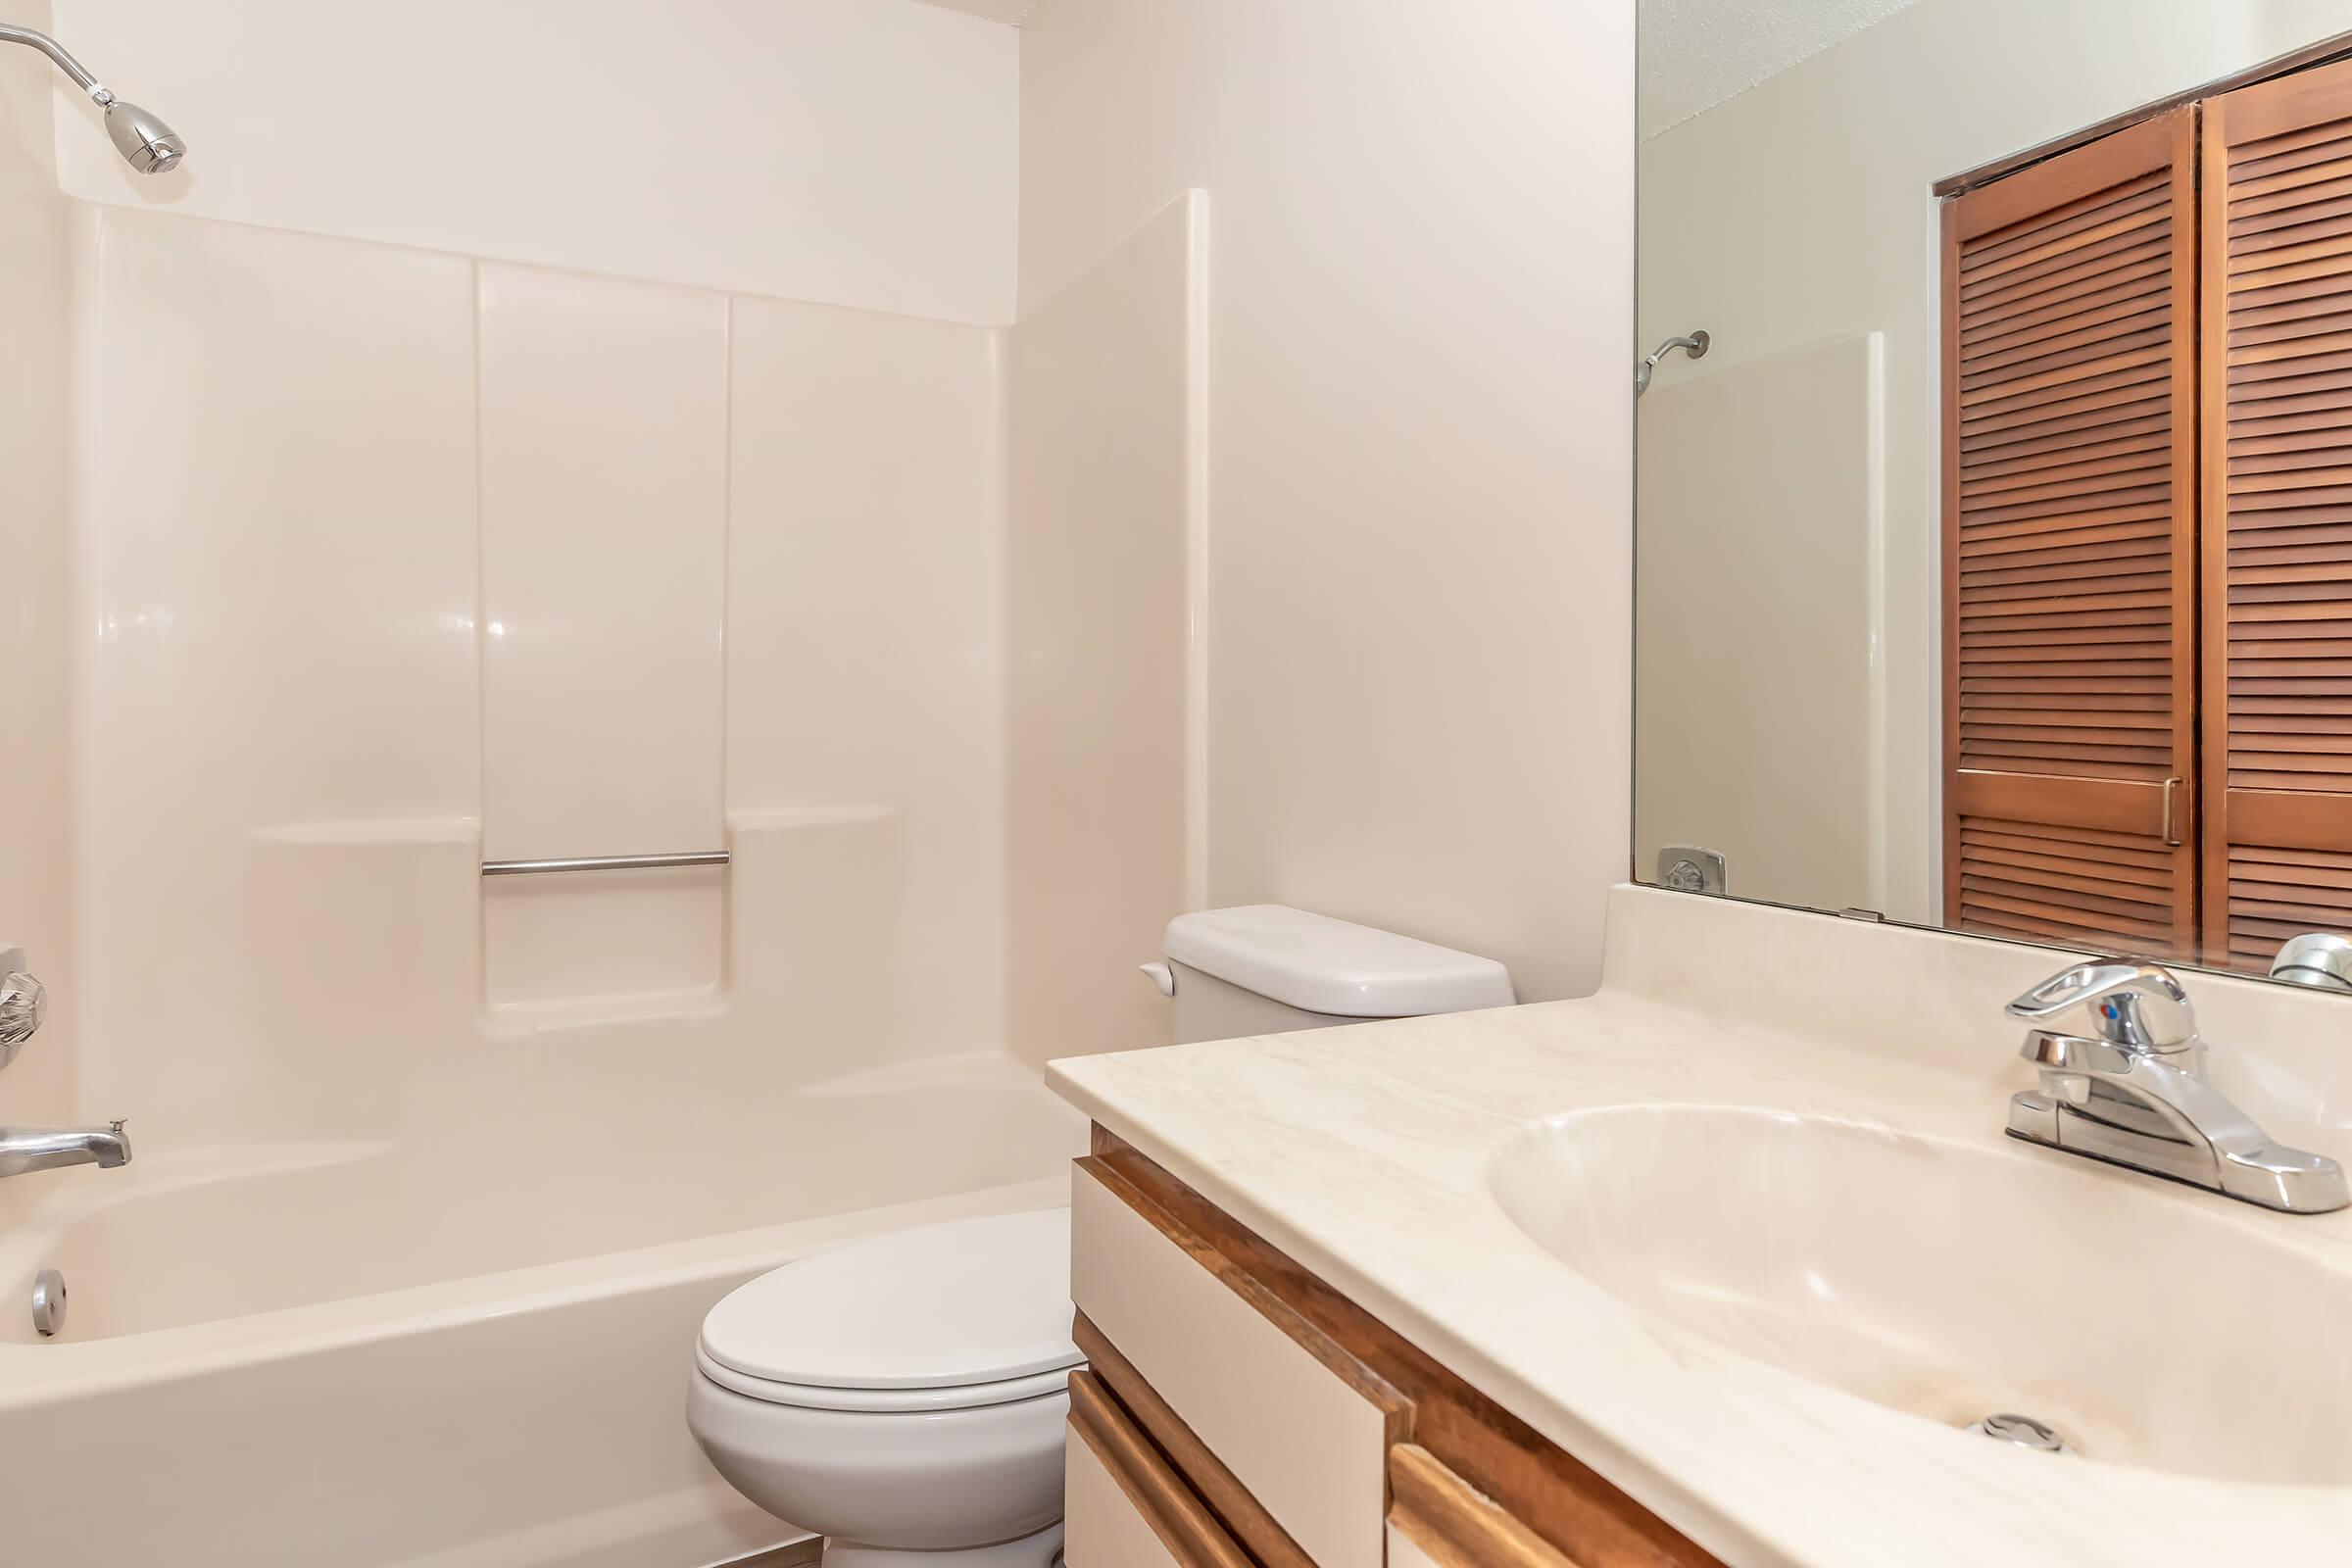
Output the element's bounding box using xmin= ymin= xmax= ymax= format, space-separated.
xmin=0 ymin=1059 xmax=1083 ymax=1568
xmin=0 ymin=144 xmax=1196 ymax=1568
xmin=0 ymin=5 xmax=1203 ymax=1559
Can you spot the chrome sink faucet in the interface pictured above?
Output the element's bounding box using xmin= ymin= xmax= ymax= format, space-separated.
xmin=0 ymin=1119 xmax=130 ymax=1178
xmin=2005 ymin=959 xmax=2348 ymax=1214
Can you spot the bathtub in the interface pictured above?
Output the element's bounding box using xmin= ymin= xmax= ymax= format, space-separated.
xmin=0 ymin=1058 xmax=1085 ymax=1568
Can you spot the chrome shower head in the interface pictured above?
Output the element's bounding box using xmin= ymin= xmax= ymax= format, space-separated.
xmin=97 ymin=91 xmax=183 ymax=173
xmin=0 ymin=22 xmax=185 ymax=174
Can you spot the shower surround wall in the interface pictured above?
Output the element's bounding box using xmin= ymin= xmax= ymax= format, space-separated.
xmin=23 ymin=188 xmax=1195 ymax=1568
xmin=70 ymin=205 xmax=1021 ymax=1150
xmin=34 ymin=0 xmax=1176 ymax=1166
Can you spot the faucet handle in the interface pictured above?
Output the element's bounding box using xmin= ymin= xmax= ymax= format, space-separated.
xmin=0 ymin=969 xmax=44 ymax=1054
xmin=2006 ymin=959 xmax=2197 ymax=1053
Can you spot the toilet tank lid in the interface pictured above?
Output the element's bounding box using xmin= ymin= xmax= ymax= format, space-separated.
xmin=1163 ymin=906 xmax=1516 ymax=1018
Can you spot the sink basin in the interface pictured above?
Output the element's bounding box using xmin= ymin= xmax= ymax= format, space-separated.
xmin=1489 ymin=1104 xmax=2352 ymax=1484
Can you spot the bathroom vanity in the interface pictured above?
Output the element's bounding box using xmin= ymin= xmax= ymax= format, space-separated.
xmin=1063 ymin=1127 xmax=1712 ymax=1568
xmin=1050 ymin=886 xmax=2352 ymax=1567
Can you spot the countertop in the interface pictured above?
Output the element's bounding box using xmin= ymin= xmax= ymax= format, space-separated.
xmin=1046 ymin=887 xmax=2352 ymax=1567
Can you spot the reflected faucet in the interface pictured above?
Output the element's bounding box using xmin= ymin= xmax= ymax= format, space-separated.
xmin=0 ymin=1120 xmax=131 ymax=1179
xmin=2003 ymin=960 xmax=2348 ymax=1214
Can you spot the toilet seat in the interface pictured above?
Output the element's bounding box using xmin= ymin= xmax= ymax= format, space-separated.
xmin=694 ymin=1344 xmax=1075 ymax=1412
xmin=697 ymin=1206 xmax=1081 ymax=1413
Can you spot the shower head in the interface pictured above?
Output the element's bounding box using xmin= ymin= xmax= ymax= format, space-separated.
xmin=97 ymin=92 xmax=183 ymax=173
xmin=0 ymin=22 xmax=184 ymax=174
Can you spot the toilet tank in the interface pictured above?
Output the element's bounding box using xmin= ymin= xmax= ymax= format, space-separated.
xmin=1149 ymin=906 xmax=1516 ymax=1045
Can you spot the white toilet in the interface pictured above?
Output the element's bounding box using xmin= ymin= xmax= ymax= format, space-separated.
xmin=687 ymin=906 xmax=1513 ymax=1564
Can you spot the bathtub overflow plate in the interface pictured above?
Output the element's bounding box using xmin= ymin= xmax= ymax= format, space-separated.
xmin=1971 ymin=1411 xmax=2066 ymax=1453
xmin=30 ymin=1267 xmax=65 ymax=1338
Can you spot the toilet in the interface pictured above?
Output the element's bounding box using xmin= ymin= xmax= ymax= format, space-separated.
xmin=687 ymin=906 xmax=1513 ymax=1564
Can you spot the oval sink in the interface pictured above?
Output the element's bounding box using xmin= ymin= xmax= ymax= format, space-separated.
xmin=1489 ymin=1104 xmax=2352 ymax=1484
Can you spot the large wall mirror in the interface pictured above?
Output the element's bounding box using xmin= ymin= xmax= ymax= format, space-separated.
xmin=1636 ymin=1 xmax=2352 ymax=994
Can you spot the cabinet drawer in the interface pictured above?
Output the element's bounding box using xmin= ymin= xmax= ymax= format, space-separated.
xmin=1066 ymin=1370 xmax=1253 ymax=1568
xmin=1070 ymin=1158 xmax=1397 ymax=1568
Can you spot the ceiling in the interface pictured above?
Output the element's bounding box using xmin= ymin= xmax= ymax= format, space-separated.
xmin=910 ymin=0 xmax=1038 ymax=24
xmin=1641 ymin=0 xmax=1924 ymax=139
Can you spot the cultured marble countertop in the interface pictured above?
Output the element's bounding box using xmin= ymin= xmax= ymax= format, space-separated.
xmin=1046 ymin=890 xmax=2352 ymax=1567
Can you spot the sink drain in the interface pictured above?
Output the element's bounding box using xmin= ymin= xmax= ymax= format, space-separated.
xmin=29 ymin=1267 xmax=65 ymax=1338
xmin=1971 ymin=1412 xmax=2066 ymax=1453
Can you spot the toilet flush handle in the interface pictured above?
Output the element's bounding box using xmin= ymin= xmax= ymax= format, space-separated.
xmin=1140 ymin=962 xmax=1176 ymax=998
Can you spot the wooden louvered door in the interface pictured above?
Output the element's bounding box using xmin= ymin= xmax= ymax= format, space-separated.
xmin=1941 ymin=107 xmax=2200 ymax=954
xmin=2203 ymin=58 xmax=2352 ymax=972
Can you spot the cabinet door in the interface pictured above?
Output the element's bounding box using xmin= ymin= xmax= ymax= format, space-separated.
xmin=2201 ymin=55 xmax=2352 ymax=970
xmin=1065 ymin=1370 xmax=1254 ymax=1568
xmin=1940 ymin=106 xmax=2200 ymax=953
xmin=1070 ymin=1158 xmax=1399 ymax=1568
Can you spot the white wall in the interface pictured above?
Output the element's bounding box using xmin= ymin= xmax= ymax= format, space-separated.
xmin=46 ymin=0 xmax=1020 ymax=323
xmin=1019 ymin=0 xmax=1638 ymax=1002
xmin=1639 ymin=0 xmax=2348 ymax=925
xmin=0 ymin=0 xmax=74 ymax=1141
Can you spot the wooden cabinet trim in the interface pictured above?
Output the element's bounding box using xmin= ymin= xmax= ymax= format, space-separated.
xmin=1069 ymin=1369 xmax=1256 ymax=1568
xmin=1074 ymin=1313 xmax=1317 ymax=1568
xmin=1084 ymin=1129 xmax=1722 ymax=1568
xmin=1391 ymin=1444 xmax=1585 ymax=1568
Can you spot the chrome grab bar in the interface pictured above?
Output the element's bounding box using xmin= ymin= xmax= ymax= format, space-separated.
xmin=482 ymin=851 xmax=729 ymax=877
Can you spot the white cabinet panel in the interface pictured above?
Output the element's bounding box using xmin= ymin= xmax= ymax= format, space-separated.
xmin=1070 ymin=1164 xmax=1388 ymax=1568
xmin=1064 ymin=1420 xmax=1184 ymax=1568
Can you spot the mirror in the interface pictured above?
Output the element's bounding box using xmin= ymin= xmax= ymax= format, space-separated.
xmin=1636 ymin=3 xmax=2352 ymax=993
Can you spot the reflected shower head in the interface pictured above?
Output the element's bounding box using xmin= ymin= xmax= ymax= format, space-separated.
xmin=0 ymin=22 xmax=185 ymax=174
xmin=97 ymin=92 xmax=184 ymax=173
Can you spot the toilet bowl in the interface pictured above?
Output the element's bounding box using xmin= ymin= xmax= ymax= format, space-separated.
xmin=687 ymin=1206 xmax=1079 ymax=1565
xmin=689 ymin=911 xmax=1511 ymax=1564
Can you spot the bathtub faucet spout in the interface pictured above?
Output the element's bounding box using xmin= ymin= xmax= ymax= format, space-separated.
xmin=0 ymin=1119 xmax=130 ymax=1178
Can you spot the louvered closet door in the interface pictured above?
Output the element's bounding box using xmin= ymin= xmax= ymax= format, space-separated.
xmin=1942 ymin=107 xmax=2199 ymax=953
xmin=2204 ymin=59 xmax=2352 ymax=971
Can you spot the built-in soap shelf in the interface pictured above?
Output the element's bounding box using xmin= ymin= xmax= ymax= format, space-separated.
xmin=249 ymin=806 xmax=906 ymax=1039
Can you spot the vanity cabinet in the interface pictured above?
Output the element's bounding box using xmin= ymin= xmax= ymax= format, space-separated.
xmin=1063 ymin=1130 xmax=1720 ymax=1568
xmin=1067 ymin=1370 xmax=1253 ymax=1568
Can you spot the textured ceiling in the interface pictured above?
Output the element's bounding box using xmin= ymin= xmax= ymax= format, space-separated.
xmin=910 ymin=0 xmax=1038 ymax=24
xmin=1642 ymin=0 xmax=1925 ymax=139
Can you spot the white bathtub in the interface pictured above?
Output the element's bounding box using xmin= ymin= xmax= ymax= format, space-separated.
xmin=0 ymin=1060 xmax=1085 ymax=1567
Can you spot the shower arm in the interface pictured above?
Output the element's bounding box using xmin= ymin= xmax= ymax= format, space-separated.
xmin=1636 ymin=328 xmax=1712 ymax=396
xmin=0 ymin=23 xmax=115 ymax=103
